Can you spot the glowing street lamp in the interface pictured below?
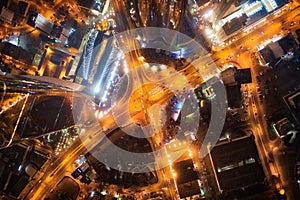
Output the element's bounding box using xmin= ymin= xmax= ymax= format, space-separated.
xmin=204 ymin=10 xmax=213 ymax=19
xmin=172 ymin=172 xmax=177 ymax=178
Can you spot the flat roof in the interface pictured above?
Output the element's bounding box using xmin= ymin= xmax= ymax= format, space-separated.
xmin=173 ymin=159 xmax=198 ymax=184
xmin=211 ymin=135 xmax=266 ymax=192
xmin=226 ymin=85 xmax=241 ymax=108
xmin=177 ymin=180 xmax=201 ymax=198
xmin=236 ymin=68 xmax=252 ymax=84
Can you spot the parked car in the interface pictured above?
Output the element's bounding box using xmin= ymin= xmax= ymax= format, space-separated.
xmin=80 ymin=175 xmax=91 ymax=184
xmin=71 ymin=168 xmax=82 ymax=179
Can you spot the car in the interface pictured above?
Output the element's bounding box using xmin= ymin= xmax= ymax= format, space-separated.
xmin=71 ymin=168 xmax=82 ymax=179
xmin=80 ymin=175 xmax=91 ymax=184
xmin=150 ymin=191 xmax=164 ymax=198
xmin=257 ymin=88 xmax=261 ymax=92
xmin=265 ymin=80 xmax=270 ymax=84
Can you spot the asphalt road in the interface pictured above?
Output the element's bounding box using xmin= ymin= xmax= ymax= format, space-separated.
xmin=212 ymin=3 xmax=300 ymax=67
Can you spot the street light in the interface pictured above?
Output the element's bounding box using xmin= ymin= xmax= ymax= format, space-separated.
xmin=172 ymin=172 xmax=177 ymax=178
xmin=204 ymin=10 xmax=213 ymax=19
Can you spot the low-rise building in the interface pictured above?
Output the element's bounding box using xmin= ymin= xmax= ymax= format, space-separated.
xmin=173 ymin=159 xmax=204 ymax=199
xmin=0 ymin=7 xmax=14 ymax=24
xmin=27 ymin=12 xmax=53 ymax=35
xmin=210 ymin=135 xmax=267 ymax=196
xmin=272 ymin=117 xmax=295 ymax=137
xmin=257 ymin=33 xmax=298 ymax=66
xmin=221 ymin=67 xmax=237 ymax=86
xmin=0 ymin=42 xmax=34 ymax=65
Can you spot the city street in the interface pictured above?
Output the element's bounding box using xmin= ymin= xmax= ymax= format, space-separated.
xmin=1 ymin=0 xmax=300 ymax=199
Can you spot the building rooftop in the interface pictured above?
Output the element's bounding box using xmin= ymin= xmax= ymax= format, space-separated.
xmin=235 ymin=68 xmax=252 ymax=84
xmin=173 ymin=159 xmax=202 ymax=199
xmin=173 ymin=159 xmax=198 ymax=184
xmin=211 ymin=135 xmax=266 ymax=192
xmin=226 ymin=85 xmax=242 ymax=109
